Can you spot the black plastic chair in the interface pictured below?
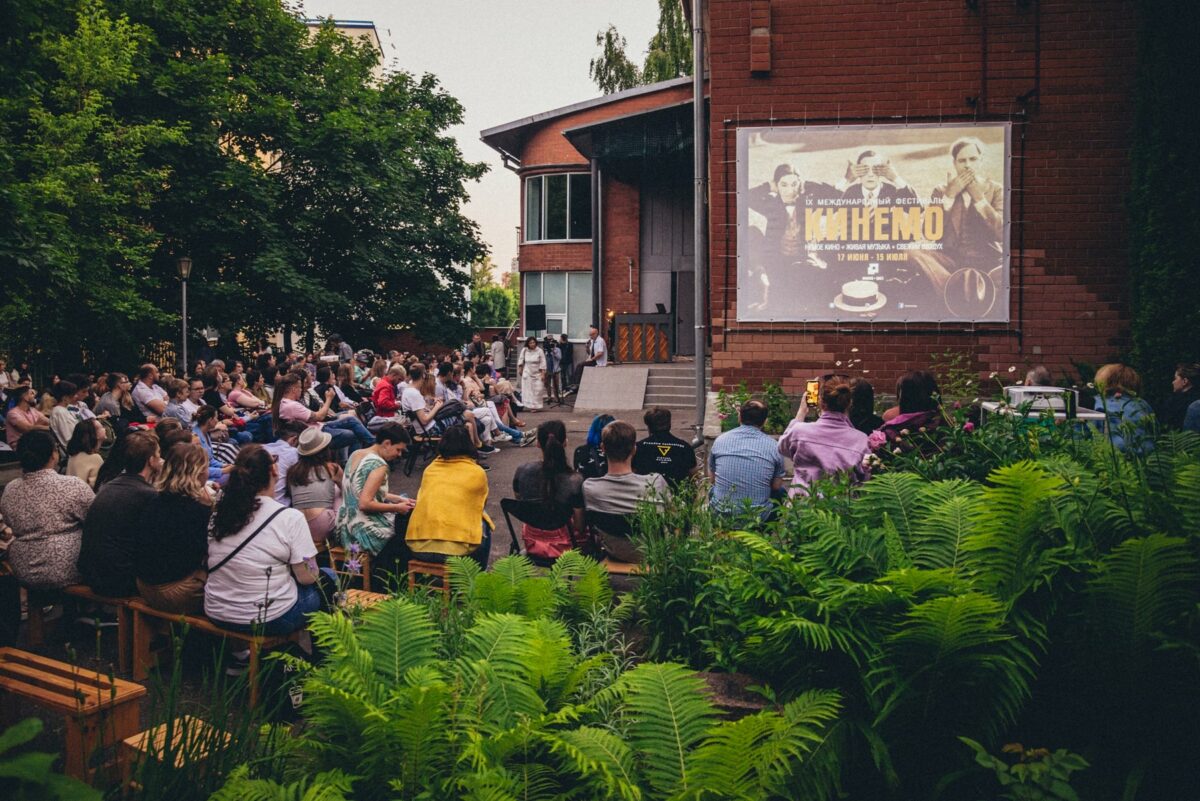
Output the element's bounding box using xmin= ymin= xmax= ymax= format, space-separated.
xmin=401 ymin=412 xmax=440 ymax=476
xmin=584 ymin=510 xmax=642 ymax=564
xmin=500 ymin=498 xmax=575 ymax=566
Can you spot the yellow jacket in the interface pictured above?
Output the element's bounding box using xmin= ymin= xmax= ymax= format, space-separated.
xmin=406 ymin=457 xmax=494 ymax=547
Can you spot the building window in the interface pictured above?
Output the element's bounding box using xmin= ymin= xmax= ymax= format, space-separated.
xmin=523 ymin=271 xmax=593 ymax=340
xmin=524 ymin=173 xmax=591 ymax=242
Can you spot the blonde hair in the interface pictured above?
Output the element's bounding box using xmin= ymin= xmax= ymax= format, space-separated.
xmin=1094 ymin=363 xmax=1142 ymax=395
xmin=157 ymin=441 xmax=212 ymax=505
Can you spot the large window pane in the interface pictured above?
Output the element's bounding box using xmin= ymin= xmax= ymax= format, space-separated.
xmin=523 ymin=272 xmax=541 ymax=305
xmin=567 ymin=272 xmax=593 ymax=340
xmin=543 ymin=272 xmax=567 ymax=315
xmin=524 ymin=176 xmax=542 ymax=241
xmin=545 ymin=174 xmax=568 ymax=240
xmin=546 ymin=318 xmax=564 ymax=335
xmin=569 ymin=174 xmax=591 ymax=239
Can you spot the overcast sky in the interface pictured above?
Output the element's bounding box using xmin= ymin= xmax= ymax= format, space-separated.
xmin=298 ymin=1 xmax=662 ymax=278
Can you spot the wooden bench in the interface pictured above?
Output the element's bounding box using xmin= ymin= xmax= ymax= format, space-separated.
xmin=326 ymin=544 xmax=373 ymax=591
xmin=343 ymin=588 xmax=389 ymax=609
xmin=127 ymin=600 xmax=302 ymax=708
xmin=24 ymin=585 xmax=135 ymax=673
xmin=407 ymin=559 xmax=450 ymax=597
xmin=0 ymin=647 xmax=146 ymax=781
xmin=119 ymin=715 xmax=229 ymax=791
xmin=600 ymin=558 xmax=644 ymax=576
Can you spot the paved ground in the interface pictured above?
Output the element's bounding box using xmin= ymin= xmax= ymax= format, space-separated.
xmin=387 ymin=399 xmax=700 ymax=564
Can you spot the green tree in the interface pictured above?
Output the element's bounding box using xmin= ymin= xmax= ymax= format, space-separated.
xmin=470 ymin=284 xmax=517 ymax=327
xmin=589 ymin=1 xmax=692 ymax=95
xmin=0 ymin=0 xmax=183 ymax=368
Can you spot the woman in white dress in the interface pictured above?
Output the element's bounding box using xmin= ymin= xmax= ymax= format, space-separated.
xmin=517 ymin=337 xmax=546 ymax=411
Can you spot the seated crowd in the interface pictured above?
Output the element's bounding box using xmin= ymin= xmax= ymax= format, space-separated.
xmin=0 ymin=343 xmax=1195 ymax=654
xmin=0 ymin=338 xmax=539 ymax=651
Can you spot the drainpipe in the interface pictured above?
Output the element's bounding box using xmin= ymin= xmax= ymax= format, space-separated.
xmin=691 ymin=0 xmax=708 ymax=447
xmin=591 ymin=158 xmax=602 ymax=329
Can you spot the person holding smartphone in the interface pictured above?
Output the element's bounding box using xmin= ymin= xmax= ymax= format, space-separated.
xmin=777 ymin=375 xmax=870 ymax=497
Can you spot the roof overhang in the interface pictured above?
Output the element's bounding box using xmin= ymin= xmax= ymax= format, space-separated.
xmin=562 ymin=99 xmax=695 ymax=179
xmin=480 ymin=77 xmax=693 ymax=167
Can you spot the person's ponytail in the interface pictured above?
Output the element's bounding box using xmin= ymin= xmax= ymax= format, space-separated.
xmin=212 ymin=444 xmax=273 ymax=540
xmin=538 ymin=420 xmax=570 ymax=502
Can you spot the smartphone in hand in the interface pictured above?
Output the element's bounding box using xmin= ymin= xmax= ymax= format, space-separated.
xmin=805 ymin=380 xmax=820 ymax=406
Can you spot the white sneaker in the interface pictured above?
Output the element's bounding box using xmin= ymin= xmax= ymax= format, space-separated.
xmin=493 ymin=432 xmax=512 ymax=443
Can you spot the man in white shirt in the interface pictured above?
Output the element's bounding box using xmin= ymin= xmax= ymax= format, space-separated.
xmin=131 ymin=363 xmax=168 ymax=420
xmin=571 ymin=325 xmax=608 ymax=387
xmin=262 ymin=421 xmax=305 ymax=506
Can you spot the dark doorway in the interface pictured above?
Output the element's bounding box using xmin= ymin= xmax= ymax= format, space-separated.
xmin=639 ymin=178 xmax=694 ymax=355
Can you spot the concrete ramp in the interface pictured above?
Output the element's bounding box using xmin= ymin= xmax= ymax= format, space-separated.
xmin=573 ymin=365 xmax=647 ymax=411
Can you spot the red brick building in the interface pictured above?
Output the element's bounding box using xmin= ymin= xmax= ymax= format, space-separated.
xmin=483 ymin=0 xmax=1136 ymax=395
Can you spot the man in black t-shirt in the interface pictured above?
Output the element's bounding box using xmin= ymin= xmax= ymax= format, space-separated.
xmin=632 ymin=407 xmax=698 ymax=486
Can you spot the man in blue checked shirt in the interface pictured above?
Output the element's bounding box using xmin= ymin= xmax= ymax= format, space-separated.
xmin=708 ymin=400 xmax=785 ymax=520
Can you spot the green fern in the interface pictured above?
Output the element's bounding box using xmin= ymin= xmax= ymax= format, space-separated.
xmin=356 ymin=597 xmax=440 ymax=684
xmin=209 ymin=766 xmax=355 ymax=801
xmin=856 ymin=472 xmax=927 ymax=544
xmin=615 ymin=663 xmax=717 ymax=798
xmin=911 ymin=493 xmax=980 ymax=571
xmin=1087 ymin=534 xmax=1200 ymax=652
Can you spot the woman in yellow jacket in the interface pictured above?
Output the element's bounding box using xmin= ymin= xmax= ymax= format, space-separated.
xmin=405 ymin=424 xmax=493 ymax=569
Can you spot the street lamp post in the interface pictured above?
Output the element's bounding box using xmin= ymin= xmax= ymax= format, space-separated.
xmin=177 ymin=256 xmax=192 ymax=374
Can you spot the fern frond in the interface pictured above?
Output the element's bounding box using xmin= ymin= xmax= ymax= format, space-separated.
xmin=1087 ymin=534 xmax=1199 ymax=651
xmin=911 ymin=494 xmax=980 ymax=570
xmin=210 ymin=766 xmax=355 ymax=801
xmin=448 ymin=555 xmax=483 ymax=600
xmin=856 ymin=472 xmax=927 ymax=543
xmin=616 ymin=662 xmax=717 ymax=798
xmin=542 ymin=726 xmax=643 ymax=801
xmin=356 ymin=597 xmax=439 ymax=684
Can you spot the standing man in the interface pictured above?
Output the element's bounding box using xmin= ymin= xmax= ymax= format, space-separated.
xmin=467 ymin=333 xmax=488 ymax=362
xmin=571 ymin=324 xmax=607 ymax=389
xmin=708 ymin=400 xmax=786 ymax=520
xmin=558 ymin=334 xmax=574 ymax=394
xmin=490 ymin=335 xmax=507 ymax=378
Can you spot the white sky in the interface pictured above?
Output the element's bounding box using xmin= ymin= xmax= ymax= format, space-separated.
xmin=298 ymin=1 xmax=662 ymax=278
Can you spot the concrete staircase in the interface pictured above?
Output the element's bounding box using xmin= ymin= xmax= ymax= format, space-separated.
xmin=643 ymin=361 xmax=711 ymax=409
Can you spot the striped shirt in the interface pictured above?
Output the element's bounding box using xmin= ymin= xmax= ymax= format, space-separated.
xmin=708 ymin=425 xmax=785 ymax=515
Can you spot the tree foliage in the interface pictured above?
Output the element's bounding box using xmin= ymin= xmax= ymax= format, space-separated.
xmin=589 ymin=1 xmax=692 ymax=95
xmin=0 ymin=0 xmax=486 ymax=369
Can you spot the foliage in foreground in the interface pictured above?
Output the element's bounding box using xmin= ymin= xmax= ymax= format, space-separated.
xmin=632 ymin=432 xmax=1200 ymax=800
xmin=0 ymin=718 xmax=100 ymax=801
xmin=212 ymin=584 xmax=844 ymax=801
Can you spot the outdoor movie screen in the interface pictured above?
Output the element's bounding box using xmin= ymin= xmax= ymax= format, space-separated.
xmin=736 ymin=122 xmax=1011 ymax=323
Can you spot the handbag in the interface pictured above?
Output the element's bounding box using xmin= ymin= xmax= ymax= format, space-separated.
xmin=434 ymin=399 xmax=466 ymax=423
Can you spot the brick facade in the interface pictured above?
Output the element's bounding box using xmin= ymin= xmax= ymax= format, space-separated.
xmin=708 ymin=0 xmax=1137 ymax=393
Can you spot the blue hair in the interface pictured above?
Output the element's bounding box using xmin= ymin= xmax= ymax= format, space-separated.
xmin=586 ymin=414 xmax=615 ymax=448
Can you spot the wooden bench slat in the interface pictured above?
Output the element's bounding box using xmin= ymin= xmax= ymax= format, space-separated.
xmin=0 ymin=662 xmax=130 ymax=713
xmin=0 ymin=648 xmax=142 ymax=698
xmin=127 ymin=600 xmax=293 ymax=646
xmin=600 ymin=558 xmax=644 ymax=576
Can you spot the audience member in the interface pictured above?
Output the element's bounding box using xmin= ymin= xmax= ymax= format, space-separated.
xmin=1184 ymin=399 xmax=1200 ymax=433
xmin=512 ymin=419 xmax=584 ymax=561
xmin=632 ymin=407 xmax=698 ymax=486
xmin=263 ymin=420 xmax=306 ymax=504
xmin=0 ymin=430 xmax=92 ymax=588
xmin=848 ymin=377 xmax=884 ymax=435
xmin=1160 ymin=363 xmax=1200 ymax=431
xmin=193 ymin=406 xmax=235 ymax=481
xmin=5 ymin=385 xmax=50 ymax=448
xmin=228 ymin=371 xmax=267 ymax=411
xmin=132 ymin=364 xmax=169 ymax=420
xmin=162 ymin=378 xmax=194 ymax=424
xmin=405 ymin=425 xmax=493 ymax=570
xmin=134 ymin=442 xmax=212 ymax=614
xmin=272 ymin=372 xmax=373 ymax=453
xmin=1092 ymin=363 xmax=1155 ymax=454
xmin=77 ymin=431 xmax=162 ymax=597
xmin=65 ymin=419 xmax=103 ymax=488
xmin=777 ymin=376 xmax=869 ymax=496
xmin=583 ymin=420 xmax=668 ymax=561
xmin=709 ymin=400 xmax=785 ymax=519
xmin=287 ymin=428 xmax=344 ymax=547
xmin=877 ymin=371 xmax=946 ymax=448
xmin=574 ymin=414 xmax=614 ymax=479
xmin=490 ymin=335 xmax=507 ymax=377
xmin=204 ymin=445 xmax=335 ymax=640
xmin=94 ymin=372 xmax=144 ymax=427
xmin=247 ymin=369 xmax=271 ymax=406
xmin=370 ymin=364 xmax=407 ymax=425
xmin=1025 ymin=365 xmax=1055 ymax=387
xmin=335 ymin=423 xmax=414 ymax=575
xmin=881 ymin=369 xmax=940 ymax=423
xmin=49 ymin=380 xmax=79 ymax=451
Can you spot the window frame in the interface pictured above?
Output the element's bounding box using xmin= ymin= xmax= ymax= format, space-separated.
xmin=522 ymin=172 xmax=592 ymax=244
xmin=522 ymin=270 xmax=593 ymax=342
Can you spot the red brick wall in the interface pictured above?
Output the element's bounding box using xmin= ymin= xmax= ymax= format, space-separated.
xmin=708 ymin=0 xmax=1136 ymax=394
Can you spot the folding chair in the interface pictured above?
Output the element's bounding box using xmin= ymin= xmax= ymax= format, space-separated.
xmin=584 ymin=510 xmax=643 ymax=565
xmin=401 ymin=411 xmax=440 ymax=476
xmin=500 ymin=498 xmax=575 ymax=567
